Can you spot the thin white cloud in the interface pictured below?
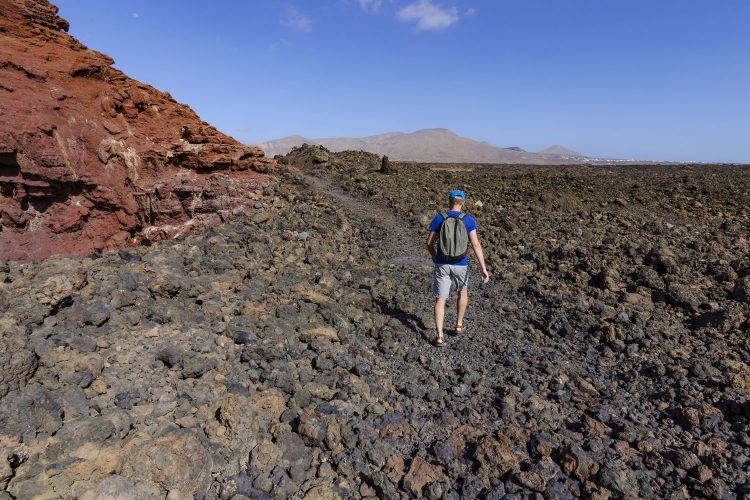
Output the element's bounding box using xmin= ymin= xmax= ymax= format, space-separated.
xmin=397 ymin=0 xmax=459 ymax=31
xmin=132 ymin=12 xmax=139 ymax=19
xmin=357 ymin=0 xmax=383 ymax=13
xmin=282 ymin=7 xmax=312 ymax=32
xmin=464 ymin=7 xmax=475 ymax=16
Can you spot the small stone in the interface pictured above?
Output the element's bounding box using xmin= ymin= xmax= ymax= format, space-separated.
xmin=156 ymin=346 xmax=183 ymax=368
xmin=114 ymin=392 xmax=133 ymax=410
xmin=80 ymin=474 xmax=161 ymax=500
xmin=514 ymin=470 xmax=547 ymax=492
xmin=402 ymin=457 xmax=447 ymax=497
xmin=144 ymin=327 xmax=160 ymax=338
xmin=668 ymin=449 xmax=701 ymax=470
xmin=90 ymin=378 xmax=107 ymax=394
xmin=597 ymin=460 xmax=638 ymax=497
xmin=676 ymin=407 xmax=700 ymax=428
xmin=317 ymin=462 xmax=334 ymax=479
xmin=359 ymin=482 xmax=377 ymax=497
xmin=120 ymin=431 xmax=213 ymax=494
xmin=692 ymin=465 xmax=713 ymax=482
xmin=559 ymin=444 xmax=599 ymax=481
xmin=530 ymin=432 xmax=555 ymax=457
xmin=181 ymin=353 xmax=218 ymax=379
xmin=232 ymin=330 xmax=256 ymax=345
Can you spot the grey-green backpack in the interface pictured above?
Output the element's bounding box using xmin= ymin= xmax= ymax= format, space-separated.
xmin=438 ymin=212 xmax=469 ymax=262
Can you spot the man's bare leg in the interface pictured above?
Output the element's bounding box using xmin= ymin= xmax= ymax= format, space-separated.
xmin=434 ymin=298 xmax=447 ymax=343
xmin=456 ymin=288 xmax=468 ymax=331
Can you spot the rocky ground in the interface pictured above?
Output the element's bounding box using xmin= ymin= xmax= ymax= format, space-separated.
xmin=2 ymin=146 xmax=749 ymax=499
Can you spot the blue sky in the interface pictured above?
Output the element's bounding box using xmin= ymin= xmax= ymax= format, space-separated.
xmin=55 ymin=0 xmax=750 ymax=162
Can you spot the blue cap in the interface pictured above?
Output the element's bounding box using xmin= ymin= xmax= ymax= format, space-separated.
xmin=449 ymin=189 xmax=466 ymax=200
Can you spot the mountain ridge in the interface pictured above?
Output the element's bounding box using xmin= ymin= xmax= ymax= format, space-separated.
xmin=255 ymin=129 xmax=587 ymax=164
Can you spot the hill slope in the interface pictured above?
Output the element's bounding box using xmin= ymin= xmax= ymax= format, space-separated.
xmin=0 ymin=0 xmax=274 ymax=260
xmin=540 ymin=145 xmax=582 ymax=156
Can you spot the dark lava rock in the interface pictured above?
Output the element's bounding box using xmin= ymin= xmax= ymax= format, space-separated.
xmin=181 ymin=353 xmax=218 ymax=379
xmin=0 ymin=387 xmax=63 ymax=437
xmin=156 ymin=346 xmax=183 ymax=368
xmin=0 ymin=318 xmax=37 ymax=398
xmin=232 ymin=329 xmax=257 ymax=345
xmin=2 ymin=149 xmax=750 ymax=498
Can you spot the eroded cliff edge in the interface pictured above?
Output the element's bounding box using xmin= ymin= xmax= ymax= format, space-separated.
xmin=0 ymin=0 xmax=275 ymax=260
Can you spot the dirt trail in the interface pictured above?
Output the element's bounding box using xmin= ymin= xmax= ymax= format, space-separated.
xmin=303 ymin=172 xmax=532 ymax=362
xmin=297 ymin=169 xmax=610 ymax=472
xmin=302 ymin=168 xmax=619 ymax=417
xmin=303 ymin=173 xmax=430 ymax=269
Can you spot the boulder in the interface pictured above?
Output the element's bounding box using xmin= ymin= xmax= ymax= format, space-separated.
xmin=5 ymin=413 xmax=131 ymax=498
xmin=402 ymin=457 xmax=447 ymax=497
xmin=0 ymin=317 xmax=37 ymax=398
xmin=558 ymin=444 xmax=600 ymax=482
xmin=472 ymin=435 xmax=521 ymax=477
xmin=120 ymin=430 xmax=213 ymax=496
xmin=81 ymin=475 xmax=161 ymax=500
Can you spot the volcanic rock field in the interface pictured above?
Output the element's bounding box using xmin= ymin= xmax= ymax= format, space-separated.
xmin=1 ymin=143 xmax=749 ymax=498
xmin=2 ymin=1 xmax=750 ymax=499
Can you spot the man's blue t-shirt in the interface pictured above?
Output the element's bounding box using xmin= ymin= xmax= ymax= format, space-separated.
xmin=429 ymin=211 xmax=477 ymax=266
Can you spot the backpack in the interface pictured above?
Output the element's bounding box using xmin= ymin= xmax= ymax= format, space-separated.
xmin=438 ymin=212 xmax=469 ymax=263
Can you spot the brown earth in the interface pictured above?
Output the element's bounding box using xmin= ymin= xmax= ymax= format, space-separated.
xmin=0 ymin=0 xmax=275 ymax=261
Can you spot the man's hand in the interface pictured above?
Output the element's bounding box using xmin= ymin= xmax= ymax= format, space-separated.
xmin=480 ymin=268 xmax=490 ymax=283
xmin=426 ymin=231 xmax=437 ymax=263
xmin=469 ymin=231 xmax=490 ymax=283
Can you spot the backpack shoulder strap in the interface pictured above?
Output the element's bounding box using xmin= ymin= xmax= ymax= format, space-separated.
xmin=458 ymin=213 xmax=466 ymax=220
xmin=440 ymin=212 xmax=449 ymax=221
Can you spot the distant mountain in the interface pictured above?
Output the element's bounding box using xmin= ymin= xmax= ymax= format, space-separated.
xmin=254 ymin=129 xmax=591 ymax=164
xmin=540 ymin=145 xmax=582 ymax=157
xmin=256 ymin=135 xmax=308 ymax=155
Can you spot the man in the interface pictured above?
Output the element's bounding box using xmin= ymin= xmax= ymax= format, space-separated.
xmin=426 ymin=189 xmax=490 ymax=346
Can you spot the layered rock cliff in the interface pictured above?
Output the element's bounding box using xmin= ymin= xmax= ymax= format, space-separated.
xmin=0 ymin=0 xmax=275 ymax=261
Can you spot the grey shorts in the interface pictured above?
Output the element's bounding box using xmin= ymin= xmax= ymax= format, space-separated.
xmin=432 ymin=264 xmax=469 ymax=299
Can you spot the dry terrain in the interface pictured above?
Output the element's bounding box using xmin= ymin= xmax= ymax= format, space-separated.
xmin=3 ymin=1 xmax=749 ymax=498
xmin=2 ymin=145 xmax=749 ymax=498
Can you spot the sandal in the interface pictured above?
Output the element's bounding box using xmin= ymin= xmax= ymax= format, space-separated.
xmin=455 ymin=324 xmax=466 ymax=334
xmin=435 ymin=337 xmax=447 ymax=347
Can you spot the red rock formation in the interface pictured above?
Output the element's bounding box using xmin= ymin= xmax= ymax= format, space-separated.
xmin=0 ymin=0 xmax=275 ymax=261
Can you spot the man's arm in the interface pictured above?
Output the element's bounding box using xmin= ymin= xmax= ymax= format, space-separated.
xmin=469 ymin=230 xmax=490 ymax=283
xmin=426 ymin=231 xmax=437 ymax=262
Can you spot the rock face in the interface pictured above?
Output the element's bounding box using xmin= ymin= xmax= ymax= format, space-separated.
xmin=0 ymin=0 xmax=274 ymax=261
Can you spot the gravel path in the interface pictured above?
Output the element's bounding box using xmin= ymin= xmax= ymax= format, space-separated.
xmin=304 ymin=168 xmax=607 ymax=435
